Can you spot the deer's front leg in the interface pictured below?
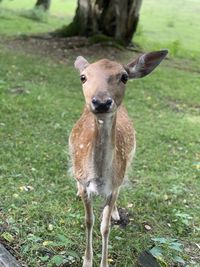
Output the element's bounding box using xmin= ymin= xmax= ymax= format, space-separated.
xmin=100 ymin=190 xmax=119 ymax=267
xmin=81 ymin=187 xmax=94 ymax=267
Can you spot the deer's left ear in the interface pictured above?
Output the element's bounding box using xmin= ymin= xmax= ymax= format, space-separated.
xmin=125 ymin=50 xmax=168 ymax=79
xmin=74 ymin=56 xmax=89 ymax=72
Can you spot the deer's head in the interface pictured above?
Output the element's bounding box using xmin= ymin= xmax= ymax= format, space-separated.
xmin=74 ymin=50 xmax=168 ymax=115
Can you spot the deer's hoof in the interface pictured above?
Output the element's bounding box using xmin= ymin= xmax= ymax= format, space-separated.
xmin=100 ymin=261 xmax=109 ymax=267
xmin=83 ymin=259 xmax=92 ymax=267
xmin=111 ymin=208 xmax=120 ymax=221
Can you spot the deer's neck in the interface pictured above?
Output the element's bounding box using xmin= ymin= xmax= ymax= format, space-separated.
xmin=92 ymin=113 xmax=116 ymax=178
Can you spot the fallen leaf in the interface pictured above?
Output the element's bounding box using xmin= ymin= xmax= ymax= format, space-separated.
xmin=1 ymin=232 xmax=14 ymax=242
xmin=8 ymin=87 xmax=28 ymax=94
xmin=193 ymin=162 xmax=200 ymax=170
xmin=144 ymin=224 xmax=152 ymax=231
xmin=163 ymin=194 xmax=169 ymax=201
xmin=43 ymin=241 xmax=53 ymax=246
xmin=19 ymin=185 xmax=34 ymax=192
xmin=48 ymin=224 xmax=54 ymax=231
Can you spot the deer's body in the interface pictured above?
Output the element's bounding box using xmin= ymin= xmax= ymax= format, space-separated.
xmin=69 ymin=51 xmax=167 ymax=267
xmin=69 ymin=105 xmax=135 ymax=197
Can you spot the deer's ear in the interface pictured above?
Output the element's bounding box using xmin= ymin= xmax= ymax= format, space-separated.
xmin=126 ymin=50 xmax=168 ymax=79
xmin=74 ymin=56 xmax=89 ymax=72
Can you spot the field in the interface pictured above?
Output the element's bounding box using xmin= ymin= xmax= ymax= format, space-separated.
xmin=0 ymin=0 xmax=199 ymax=267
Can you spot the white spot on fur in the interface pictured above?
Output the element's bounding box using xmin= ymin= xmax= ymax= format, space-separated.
xmin=98 ymin=119 xmax=104 ymax=124
xmin=79 ymin=144 xmax=84 ymax=149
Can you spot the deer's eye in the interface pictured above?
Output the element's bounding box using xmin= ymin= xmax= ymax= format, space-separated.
xmin=121 ymin=73 xmax=128 ymax=84
xmin=80 ymin=74 xmax=87 ymax=83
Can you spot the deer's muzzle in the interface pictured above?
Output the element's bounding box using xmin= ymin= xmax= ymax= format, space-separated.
xmin=91 ymin=97 xmax=113 ymax=113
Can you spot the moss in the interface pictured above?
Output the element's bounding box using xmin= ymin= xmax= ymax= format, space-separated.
xmin=51 ymin=20 xmax=80 ymax=37
xmin=89 ymin=34 xmax=125 ymax=49
xmin=89 ymin=34 xmax=113 ymax=43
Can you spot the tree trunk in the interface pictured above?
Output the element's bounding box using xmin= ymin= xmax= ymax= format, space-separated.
xmin=54 ymin=0 xmax=142 ymax=45
xmin=35 ymin=0 xmax=51 ymax=11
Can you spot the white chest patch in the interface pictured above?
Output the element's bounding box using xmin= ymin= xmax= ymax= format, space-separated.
xmin=86 ymin=176 xmax=112 ymax=197
xmin=85 ymin=115 xmax=115 ymax=197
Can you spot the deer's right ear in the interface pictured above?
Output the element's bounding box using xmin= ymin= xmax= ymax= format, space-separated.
xmin=74 ymin=56 xmax=89 ymax=72
xmin=125 ymin=50 xmax=168 ymax=79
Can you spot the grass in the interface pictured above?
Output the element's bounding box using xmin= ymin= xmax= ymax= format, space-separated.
xmin=0 ymin=0 xmax=76 ymax=16
xmin=0 ymin=0 xmax=200 ymax=267
xmin=0 ymin=0 xmax=76 ymax=35
xmin=135 ymin=0 xmax=200 ymax=58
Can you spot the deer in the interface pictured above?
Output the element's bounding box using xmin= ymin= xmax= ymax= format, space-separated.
xmin=69 ymin=49 xmax=168 ymax=267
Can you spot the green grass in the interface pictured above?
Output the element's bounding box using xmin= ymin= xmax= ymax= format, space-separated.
xmin=135 ymin=0 xmax=200 ymax=58
xmin=0 ymin=0 xmax=76 ymax=16
xmin=0 ymin=0 xmax=76 ymax=35
xmin=0 ymin=1 xmax=200 ymax=267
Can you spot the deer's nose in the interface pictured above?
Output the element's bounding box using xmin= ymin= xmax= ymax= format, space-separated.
xmin=91 ymin=97 xmax=113 ymax=113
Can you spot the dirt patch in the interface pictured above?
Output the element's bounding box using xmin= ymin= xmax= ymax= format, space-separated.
xmin=111 ymin=207 xmax=131 ymax=228
xmin=1 ymin=35 xmax=139 ymax=64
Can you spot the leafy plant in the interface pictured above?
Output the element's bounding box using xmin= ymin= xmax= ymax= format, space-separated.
xmin=173 ymin=210 xmax=193 ymax=226
xmin=49 ymin=255 xmax=64 ymax=267
xmin=150 ymin=237 xmax=185 ymax=266
xmin=43 ymin=234 xmax=80 ymax=266
xmin=1 ymin=231 xmax=14 ymax=242
xmin=46 ymin=234 xmax=75 ymax=247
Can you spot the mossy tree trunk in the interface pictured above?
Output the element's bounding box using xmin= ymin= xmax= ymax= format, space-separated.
xmin=35 ymin=0 xmax=51 ymax=11
xmin=54 ymin=0 xmax=142 ymax=45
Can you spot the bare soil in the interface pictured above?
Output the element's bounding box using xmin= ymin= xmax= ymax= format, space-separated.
xmin=1 ymin=35 xmax=137 ymax=64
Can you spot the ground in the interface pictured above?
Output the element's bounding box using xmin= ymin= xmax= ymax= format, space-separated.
xmin=0 ymin=1 xmax=199 ymax=267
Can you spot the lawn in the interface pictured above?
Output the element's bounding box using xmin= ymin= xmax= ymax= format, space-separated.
xmin=0 ymin=1 xmax=200 ymax=267
xmin=135 ymin=0 xmax=200 ymax=58
xmin=0 ymin=0 xmax=76 ymax=35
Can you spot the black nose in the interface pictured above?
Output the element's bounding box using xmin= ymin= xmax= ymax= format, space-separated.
xmin=92 ymin=97 xmax=113 ymax=113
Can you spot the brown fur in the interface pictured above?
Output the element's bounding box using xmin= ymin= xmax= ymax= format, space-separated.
xmin=69 ymin=105 xmax=135 ymax=191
